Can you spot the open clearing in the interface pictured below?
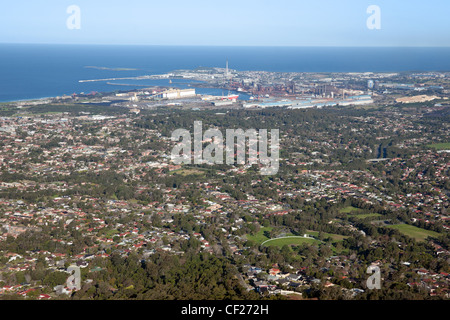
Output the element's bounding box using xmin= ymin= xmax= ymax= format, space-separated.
xmin=306 ymin=230 xmax=348 ymax=241
xmin=246 ymin=227 xmax=274 ymax=244
xmin=247 ymin=228 xmax=346 ymax=248
xmin=170 ymin=168 xmax=206 ymax=176
xmin=262 ymin=236 xmax=320 ymax=247
xmin=353 ymin=213 xmax=382 ymax=219
xmin=387 ymin=224 xmax=441 ymax=242
xmin=339 ymin=206 xmax=362 ymax=213
xmin=427 ymin=142 xmax=450 ymax=150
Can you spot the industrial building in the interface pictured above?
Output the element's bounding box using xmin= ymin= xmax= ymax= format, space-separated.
xmin=161 ymin=89 xmax=196 ymax=100
xmin=244 ymin=95 xmax=374 ymax=109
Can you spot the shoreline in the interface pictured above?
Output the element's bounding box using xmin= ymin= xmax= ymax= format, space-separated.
xmin=0 ymin=96 xmax=56 ymax=104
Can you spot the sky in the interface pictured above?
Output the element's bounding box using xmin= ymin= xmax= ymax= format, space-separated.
xmin=1 ymin=0 xmax=449 ymax=46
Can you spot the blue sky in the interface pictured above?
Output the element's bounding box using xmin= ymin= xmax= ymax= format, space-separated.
xmin=1 ymin=0 xmax=449 ymax=46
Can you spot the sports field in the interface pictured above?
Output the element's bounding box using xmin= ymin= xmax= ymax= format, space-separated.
xmin=261 ymin=236 xmax=320 ymax=247
xmin=306 ymin=230 xmax=348 ymax=241
xmin=247 ymin=227 xmax=345 ymax=248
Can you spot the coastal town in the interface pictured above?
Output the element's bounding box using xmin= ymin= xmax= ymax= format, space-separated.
xmin=0 ymin=69 xmax=449 ymax=300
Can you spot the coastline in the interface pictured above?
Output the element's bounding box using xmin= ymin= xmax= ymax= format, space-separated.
xmin=2 ymin=45 xmax=450 ymax=103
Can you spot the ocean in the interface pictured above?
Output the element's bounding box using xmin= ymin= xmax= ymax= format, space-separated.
xmin=1 ymin=44 xmax=450 ymax=102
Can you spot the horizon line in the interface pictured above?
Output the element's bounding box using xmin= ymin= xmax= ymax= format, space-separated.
xmin=1 ymin=42 xmax=450 ymax=48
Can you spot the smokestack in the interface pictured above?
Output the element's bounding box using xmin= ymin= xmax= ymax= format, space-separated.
xmin=226 ymin=60 xmax=229 ymax=78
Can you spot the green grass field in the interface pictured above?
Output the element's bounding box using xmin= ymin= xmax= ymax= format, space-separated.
xmin=99 ymin=229 xmax=119 ymax=238
xmin=170 ymin=168 xmax=206 ymax=176
xmin=427 ymin=142 xmax=450 ymax=150
xmin=387 ymin=224 xmax=441 ymax=242
xmin=246 ymin=227 xmax=274 ymax=244
xmin=247 ymin=227 xmax=347 ymax=249
xmin=262 ymin=236 xmax=320 ymax=247
xmin=339 ymin=206 xmax=362 ymax=213
xmin=306 ymin=230 xmax=348 ymax=241
xmin=353 ymin=213 xmax=382 ymax=219
xmin=341 ymin=206 xmax=382 ymax=220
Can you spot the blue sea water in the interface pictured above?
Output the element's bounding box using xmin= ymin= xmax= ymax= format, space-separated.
xmin=1 ymin=44 xmax=450 ymax=102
